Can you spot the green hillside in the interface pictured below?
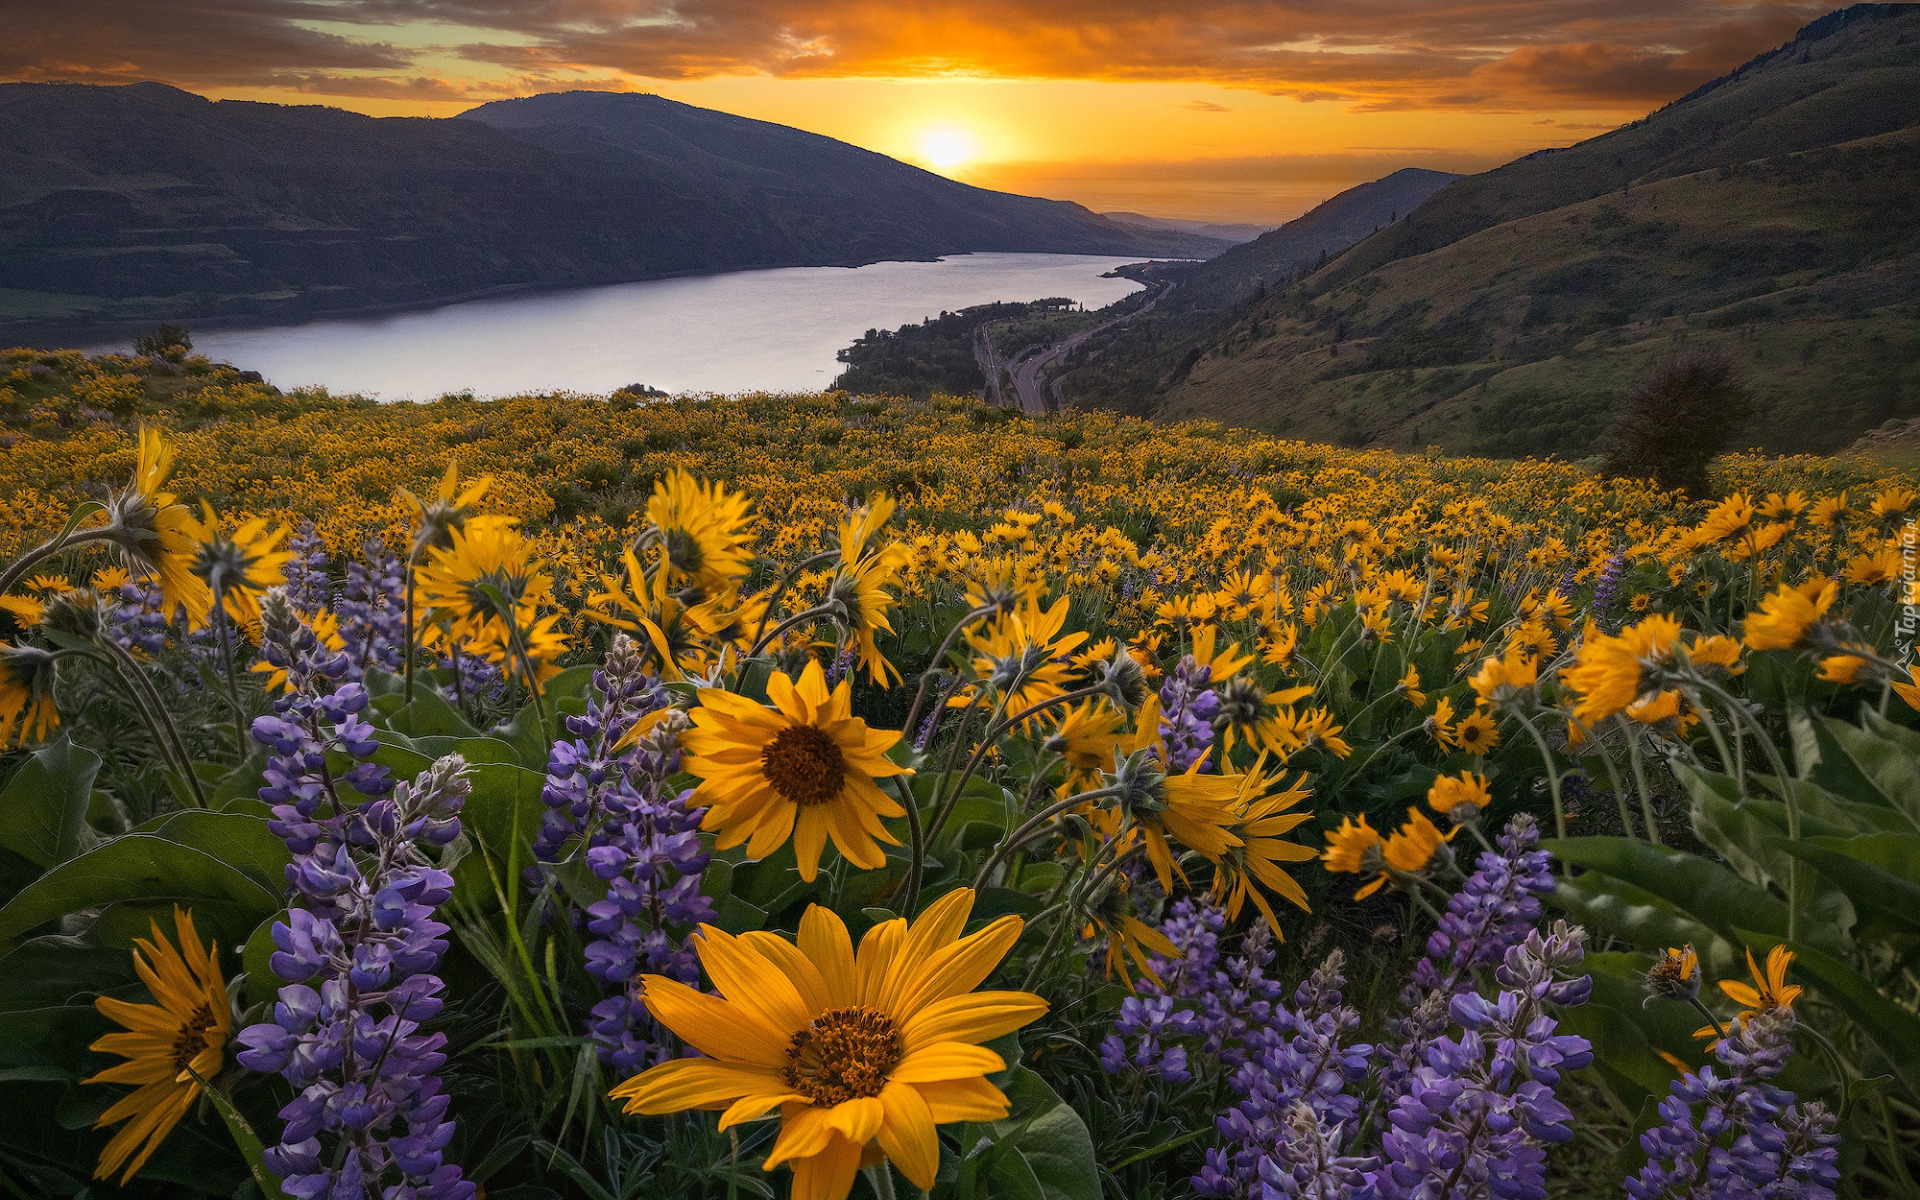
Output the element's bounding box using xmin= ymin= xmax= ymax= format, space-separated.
xmin=1147 ymin=4 xmax=1920 ymax=456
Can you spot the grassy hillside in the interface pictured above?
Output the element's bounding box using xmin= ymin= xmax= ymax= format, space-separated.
xmin=1150 ymin=4 xmax=1920 ymax=456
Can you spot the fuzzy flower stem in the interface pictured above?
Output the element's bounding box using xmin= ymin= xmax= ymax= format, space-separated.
xmin=743 ymin=600 xmax=840 ymax=661
xmin=745 ymin=550 xmax=839 ymax=648
xmin=972 ymin=784 xmax=1125 ymax=892
xmin=94 ymin=639 xmax=207 ymax=808
xmin=1510 ymin=707 xmax=1567 ymax=846
xmin=211 ymin=602 xmax=251 ymax=759
xmin=898 ymin=603 xmax=999 ymax=746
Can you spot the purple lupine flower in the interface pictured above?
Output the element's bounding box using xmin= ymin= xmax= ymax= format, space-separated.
xmin=1371 ymin=922 xmax=1593 ymax=1200
xmin=1411 ymin=813 xmax=1555 ymax=998
xmin=531 ymin=635 xmax=711 ymax=1076
xmin=1628 ymin=1007 xmax=1838 ymax=1200
xmin=338 ymin=538 xmax=407 ymax=677
xmin=1592 ymin=551 xmax=1627 ymax=628
xmin=102 ymin=574 xmax=171 ymax=656
xmin=235 ymin=593 xmax=473 ymax=1200
xmin=1159 ymin=655 xmax=1220 ymax=771
xmin=282 ymin=524 xmax=332 ymax=612
xmin=238 ymin=754 xmax=475 ymax=1200
xmin=1196 ymin=951 xmax=1376 ymax=1200
xmin=1101 ymin=994 xmax=1198 ymax=1083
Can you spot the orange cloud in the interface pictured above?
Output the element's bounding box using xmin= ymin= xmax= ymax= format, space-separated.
xmin=2 ymin=0 xmax=1837 ymax=113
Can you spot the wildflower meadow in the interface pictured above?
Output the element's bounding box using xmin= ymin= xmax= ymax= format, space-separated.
xmin=1 ymin=347 xmax=1918 ymax=1199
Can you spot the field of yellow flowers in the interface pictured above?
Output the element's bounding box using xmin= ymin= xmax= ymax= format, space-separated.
xmin=2 ymin=345 xmax=1919 ymax=1200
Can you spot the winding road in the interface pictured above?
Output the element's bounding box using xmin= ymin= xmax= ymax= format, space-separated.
xmin=1003 ymin=279 xmax=1175 ymax=414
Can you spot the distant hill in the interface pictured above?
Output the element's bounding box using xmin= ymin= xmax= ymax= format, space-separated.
xmin=1149 ymin=3 xmax=1920 ymax=456
xmin=1101 ymin=212 xmax=1274 ymax=245
xmin=1056 ymin=168 xmax=1461 ymax=412
xmin=0 ymin=84 xmax=1228 ymax=341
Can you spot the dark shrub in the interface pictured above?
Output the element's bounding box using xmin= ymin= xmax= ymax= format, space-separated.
xmin=1600 ymin=350 xmax=1752 ymax=496
xmin=134 ymin=323 xmax=193 ymax=361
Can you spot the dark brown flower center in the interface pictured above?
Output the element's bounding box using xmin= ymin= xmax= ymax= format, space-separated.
xmin=761 ymin=725 xmax=847 ymax=808
xmin=782 ymin=1006 xmax=903 ymax=1106
xmin=171 ymin=1004 xmax=216 ymax=1073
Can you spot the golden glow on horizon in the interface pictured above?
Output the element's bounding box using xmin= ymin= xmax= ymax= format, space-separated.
xmin=915 ymin=124 xmax=980 ymax=170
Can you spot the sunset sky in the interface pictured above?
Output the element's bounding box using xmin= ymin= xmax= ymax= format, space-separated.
xmin=6 ymin=1 xmax=1837 ymax=222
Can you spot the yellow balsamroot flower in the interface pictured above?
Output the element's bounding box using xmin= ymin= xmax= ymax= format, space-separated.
xmin=1815 ymin=644 xmax=1881 ymax=685
xmin=191 ymin=510 xmax=293 ymax=631
xmin=1384 ymin=808 xmax=1455 ymax=876
xmin=611 ymin=889 xmax=1046 ymax=1200
xmin=1744 ymin=578 xmax=1838 ymax=652
xmin=1870 ymin=486 xmax=1917 ymax=519
xmin=1321 ymin=814 xmax=1388 ymax=899
xmin=416 ymin=515 xmax=569 ymax=684
xmin=683 ymin=659 xmax=909 ymax=882
xmin=0 ymin=641 xmax=59 ymax=746
xmin=398 ymin=461 xmax=491 ymax=555
xmin=1469 ymin=644 xmax=1537 ymax=707
xmin=1082 ymin=899 xmax=1180 ymax=991
xmin=1696 ymin=945 xmax=1802 ymax=1042
xmin=105 ymin=427 xmax=213 ymax=629
xmin=642 ymin=468 xmax=757 ymax=593
xmin=85 ymin=907 xmax=231 ymax=1185
xmin=1044 ymin=700 xmax=1129 ymax=794
xmin=1451 ymin=710 xmax=1500 ymax=756
xmin=956 ymin=595 xmax=1089 ymax=720
xmin=1561 ymin=614 xmax=1682 ymax=725
xmin=1427 ymin=770 xmax=1492 ymax=824
xmin=1135 ymin=760 xmax=1245 ymax=893
xmin=1643 ymin=945 xmax=1701 ymax=1003
xmin=1213 ymin=761 xmax=1316 ymax=932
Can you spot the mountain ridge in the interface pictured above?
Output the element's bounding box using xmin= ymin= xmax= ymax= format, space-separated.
xmin=1125 ymin=3 xmax=1920 ymax=456
xmin=0 ymin=83 xmax=1227 ymax=342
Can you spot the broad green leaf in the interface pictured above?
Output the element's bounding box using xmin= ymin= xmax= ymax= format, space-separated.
xmin=0 ymin=736 xmax=99 ymax=870
xmin=1822 ymin=711 xmax=1920 ymax=829
xmin=1550 ymin=875 xmax=1737 ymax=976
xmin=1548 ymin=836 xmax=1788 ymax=942
xmin=985 ymin=1068 xmax=1100 ymax=1200
xmin=1774 ymin=834 xmax=1920 ymax=933
xmin=0 ymin=834 xmax=280 ymax=949
xmin=379 ymin=685 xmax=483 ymax=738
xmin=243 ymin=911 xmax=288 ymax=1006
xmin=149 ymin=811 xmax=291 ymax=896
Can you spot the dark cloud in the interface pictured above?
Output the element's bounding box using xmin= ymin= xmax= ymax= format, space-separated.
xmin=0 ymin=0 xmax=1841 ymax=112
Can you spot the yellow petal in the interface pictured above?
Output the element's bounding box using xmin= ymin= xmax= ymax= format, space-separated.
xmin=719 ymin=1090 xmax=808 ymax=1130
xmin=824 ymin=1095 xmax=884 ymax=1144
xmin=901 ymin=991 xmax=1048 ymax=1053
xmin=740 ymin=931 xmax=834 ymax=1016
xmin=609 ymin=1058 xmax=786 ymax=1114
xmin=787 ymin=1130 xmax=862 ymax=1200
xmin=694 ymin=927 xmax=813 ymax=1036
xmin=799 ymin=906 xmax=858 ymax=1008
xmin=766 ymin=1103 xmax=837 ymax=1170
xmin=893 ymin=916 xmax=1025 ymax=1022
xmin=889 ymin=1043 xmax=1004 ymax=1084
xmin=855 ymin=917 xmax=906 ymax=1008
xmin=876 ymin=1082 xmax=940 ymax=1191
xmin=636 ymin=976 xmax=789 ymax=1068
xmin=913 ymin=1076 xmax=1011 ymax=1123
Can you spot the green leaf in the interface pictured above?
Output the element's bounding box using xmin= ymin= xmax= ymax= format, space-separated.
xmin=0 ymin=834 xmax=280 ymax=949
xmin=148 ymin=811 xmax=291 ymax=896
xmin=980 ymin=1069 xmax=1100 ymax=1200
xmin=242 ymin=911 xmax=287 ymax=1006
xmin=1548 ymin=836 xmax=1788 ymax=942
xmin=0 ymin=736 xmax=100 ymax=870
xmin=186 ymin=1066 xmax=292 ymax=1200
xmin=1774 ymin=833 xmax=1920 ymax=932
xmin=491 ymin=701 xmax=556 ymax=771
xmin=1550 ymin=875 xmax=1737 ymax=976
xmin=1823 ymin=711 xmax=1920 ymax=829
xmin=380 ymin=685 xmax=483 ymax=738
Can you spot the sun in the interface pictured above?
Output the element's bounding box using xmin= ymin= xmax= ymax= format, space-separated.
xmin=916 ymin=125 xmax=978 ymax=171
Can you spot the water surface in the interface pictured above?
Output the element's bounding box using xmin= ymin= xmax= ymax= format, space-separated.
xmin=132 ymin=253 xmax=1147 ymax=400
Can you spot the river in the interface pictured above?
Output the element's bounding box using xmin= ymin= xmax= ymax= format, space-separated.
xmin=122 ymin=253 xmax=1148 ymax=401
